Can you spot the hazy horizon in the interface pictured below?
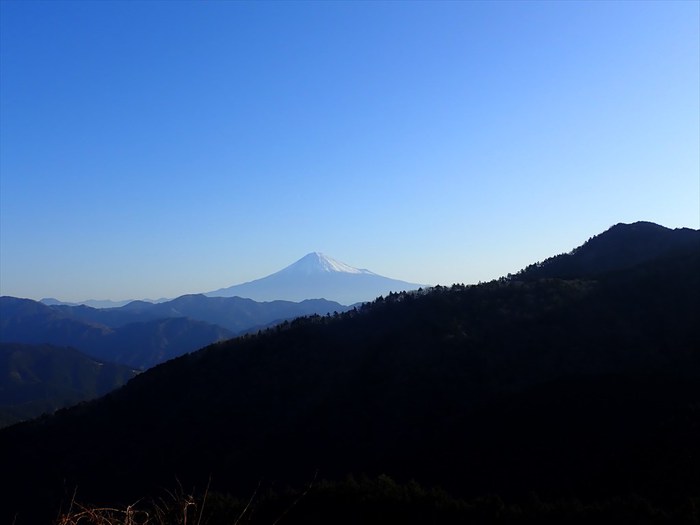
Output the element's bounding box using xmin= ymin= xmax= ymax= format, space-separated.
xmin=1 ymin=1 xmax=698 ymax=302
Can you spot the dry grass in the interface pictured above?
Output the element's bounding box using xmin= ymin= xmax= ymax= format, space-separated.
xmin=55 ymin=471 xmax=321 ymax=525
xmin=56 ymin=480 xmax=209 ymax=525
xmin=56 ymin=502 xmax=150 ymax=525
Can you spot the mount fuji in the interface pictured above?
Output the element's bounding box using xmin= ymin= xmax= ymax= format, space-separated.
xmin=206 ymin=252 xmax=426 ymax=305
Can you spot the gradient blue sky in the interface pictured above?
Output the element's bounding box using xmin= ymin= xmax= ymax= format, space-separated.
xmin=1 ymin=0 xmax=698 ymax=302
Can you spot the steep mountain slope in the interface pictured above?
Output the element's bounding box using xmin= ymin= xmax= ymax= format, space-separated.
xmin=1 ymin=223 xmax=698 ymax=524
xmin=207 ymin=252 xmax=425 ymax=304
xmin=87 ymin=317 xmax=234 ymax=369
xmin=0 ymin=343 xmax=137 ymax=428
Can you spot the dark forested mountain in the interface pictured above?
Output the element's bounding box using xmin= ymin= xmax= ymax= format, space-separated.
xmin=1 ymin=222 xmax=698 ymax=524
xmin=0 ymin=343 xmax=137 ymax=428
xmin=207 ymin=252 xmax=425 ymax=304
xmin=515 ymin=221 xmax=699 ymax=280
xmin=86 ymin=317 xmax=234 ymax=370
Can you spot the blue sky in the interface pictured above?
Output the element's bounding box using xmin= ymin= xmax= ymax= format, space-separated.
xmin=1 ymin=0 xmax=698 ymax=302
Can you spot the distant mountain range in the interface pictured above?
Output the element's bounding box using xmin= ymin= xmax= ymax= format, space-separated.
xmin=207 ymin=252 xmax=426 ymax=304
xmin=0 ymin=297 xmax=234 ymax=370
xmin=48 ymin=294 xmax=349 ymax=333
xmin=2 ymin=221 xmax=698 ymax=524
xmin=40 ymin=298 xmax=153 ymax=309
xmin=1 ymin=294 xmax=349 ymax=370
xmin=41 ymin=253 xmax=425 ymax=308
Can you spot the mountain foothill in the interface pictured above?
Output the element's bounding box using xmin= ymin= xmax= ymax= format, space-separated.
xmin=0 ymin=342 xmax=138 ymax=428
xmin=0 ymin=221 xmax=699 ymax=524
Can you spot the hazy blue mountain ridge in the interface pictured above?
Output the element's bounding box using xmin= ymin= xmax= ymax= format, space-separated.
xmin=1 ymin=294 xmax=350 ymax=369
xmin=40 ymin=298 xmax=145 ymax=309
xmin=0 ymin=297 xmax=113 ymax=348
xmin=50 ymin=294 xmax=349 ymax=332
xmin=0 ymin=297 xmax=233 ymax=369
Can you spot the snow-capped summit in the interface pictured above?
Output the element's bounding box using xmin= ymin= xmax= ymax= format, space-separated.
xmin=279 ymin=252 xmax=375 ymax=276
xmin=206 ymin=253 xmax=425 ymax=305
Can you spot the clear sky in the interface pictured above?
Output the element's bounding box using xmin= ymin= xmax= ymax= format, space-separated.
xmin=1 ymin=0 xmax=698 ymax=302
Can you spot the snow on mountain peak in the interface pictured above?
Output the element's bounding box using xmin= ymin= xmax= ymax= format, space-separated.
xmin=206 ymin=252 xmax=424 ymax=303
xmin=282 ymin=252 xmax=375 ymax=276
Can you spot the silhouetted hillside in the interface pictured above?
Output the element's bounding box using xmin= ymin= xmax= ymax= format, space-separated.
xmin=1 ymin=222 xmax=698 ymax=524
xmin=0 ymin=343 xmax=137 ymax=427
xmin=515 ymin=221 xmax=699 ymax=280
